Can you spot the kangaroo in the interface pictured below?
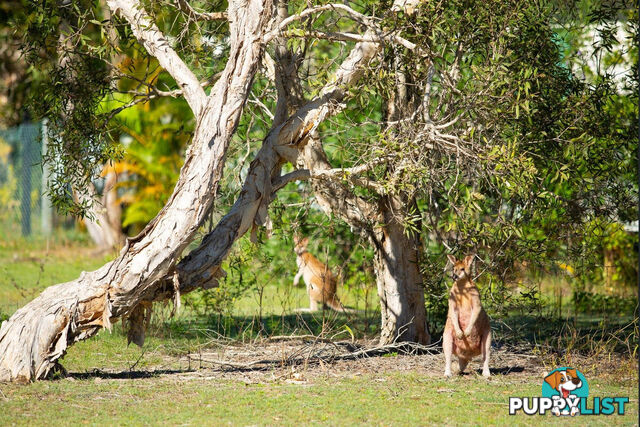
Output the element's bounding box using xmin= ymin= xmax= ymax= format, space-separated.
xmin=443 ymin=254 xmax=491 ymax=377
xmin=293 ymin=236 xmax=354 ymax=313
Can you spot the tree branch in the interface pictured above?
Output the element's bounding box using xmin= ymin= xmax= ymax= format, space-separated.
xmin=311 ymin=167 xmax=387 ymax=195
xmin=271 ymin=164 xmax=388 ymax=196
xmin=263 ymin=3 xmax=416 ymax=51
xmin=273 ymin=157 xmax=389 ymax=192
xmin=107 ymin=0 xmax=207 ymax=116
xmin=271 ymin=169 xmax=310 ymax=194
xmin=301 ymin=137 xmax=381 ymax=229
xmin=154 ymin=40 xmax=381 ymax=294
xmin=107 ymin=73 xmax=220 ymax=121
xmin=263 ymin=3 xmax=379 ymax=43
xmin=284 ymin=30 xmax=416 ymax=51
xmin=174 ymin=0 xmax=227 ymax=21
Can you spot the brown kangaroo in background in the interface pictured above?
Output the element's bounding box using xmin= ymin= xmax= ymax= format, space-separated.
xmin=293 ymin=236 xmax=354 ymax=313
xmin=443 ymin=254 xmax=491 ymax=377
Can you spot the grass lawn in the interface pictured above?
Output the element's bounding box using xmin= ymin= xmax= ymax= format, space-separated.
xmin=1 ymin=371 xmax=636 ymax=426
xmin=0 ymin=235 xmax=109 ymax=315
xmin=0 ymin=237 xmax=637 ymax=425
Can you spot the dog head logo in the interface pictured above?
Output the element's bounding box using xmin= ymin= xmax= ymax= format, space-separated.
xmin=542 ymin=367 xmax=589 ymax=416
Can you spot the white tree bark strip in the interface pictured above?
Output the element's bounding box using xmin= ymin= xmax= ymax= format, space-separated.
xmin=107 ymin=0 xmax=207 ymax=116
xmin=0 ymin=0 xmax=273 ymax=383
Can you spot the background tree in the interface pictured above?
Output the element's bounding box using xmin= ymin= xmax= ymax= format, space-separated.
xmin=289 ymin=0 xmax=637 ymax=337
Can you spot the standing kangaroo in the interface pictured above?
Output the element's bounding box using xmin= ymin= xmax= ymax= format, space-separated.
xmin=443 ymin=254 xmax=491 ymax=377
xmin=293 ymin=236 xmax=353 ymax=313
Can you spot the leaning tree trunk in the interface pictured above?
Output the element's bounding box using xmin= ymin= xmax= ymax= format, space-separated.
xmin=372 ymin=196 xmax=430 ymax=345
xmin=0 ymin=16 xmax=379 ymax=381
xmin=0 ymin=0 xmax=273 ymax=383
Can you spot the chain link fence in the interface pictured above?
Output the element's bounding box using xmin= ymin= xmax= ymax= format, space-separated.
xmin=0 ymin=120 xmax=53 ymax=237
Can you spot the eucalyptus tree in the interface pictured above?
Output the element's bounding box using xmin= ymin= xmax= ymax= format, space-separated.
xmin=0 ymin=0 xmax=419 ymax=382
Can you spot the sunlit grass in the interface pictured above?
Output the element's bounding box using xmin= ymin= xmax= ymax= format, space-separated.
xmin=0 ymin=371 xmax=636 ymax=426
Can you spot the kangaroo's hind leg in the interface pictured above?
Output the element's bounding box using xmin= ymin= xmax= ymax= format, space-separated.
xmin=481 ymin=329 xmax=491 ymax=377
xmin=443 ymin=330 xmax=453 ymax=377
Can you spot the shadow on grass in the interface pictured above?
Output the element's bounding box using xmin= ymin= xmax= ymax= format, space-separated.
xmin=62 ymin=365 xmax=529 ymax=381
xmin=487 ymin=366 xmax=525 ymax=376
xmin=490 ymin=313 xmax=636 ymax=355
xmin=149 ymin=309 xmax=636 ymax=357
xmin=453 ymin=367 xmax=526 ymax=377
xmin=150 ymin=310 xmax=382 ymax=342
xmin=66 ymin=369 xmax=194 ymax=380
xmin=108 ymin=309 xmax=636 ymax=382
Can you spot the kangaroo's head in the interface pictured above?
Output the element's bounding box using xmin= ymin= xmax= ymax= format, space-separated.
xmin=293 ymin=235 xmax=309 ymax=255
xmin=447 ymin=254 xmax=475 ymax=281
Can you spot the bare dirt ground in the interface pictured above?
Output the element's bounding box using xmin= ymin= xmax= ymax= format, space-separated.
xmin=70 ymin=339 xmax=588 ymax=384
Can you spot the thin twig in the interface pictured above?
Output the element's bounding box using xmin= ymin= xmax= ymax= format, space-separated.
xmin=174 ymin=0 xmax=227 ymax=21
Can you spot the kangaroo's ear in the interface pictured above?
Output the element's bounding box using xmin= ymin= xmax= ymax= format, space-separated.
xmin=544 ymin=371 xmax=561 ymax=390
xmin=464 ymin=254 xmax=475 ymax=269
xmin=301 ymin=237 xmax=309 ymax=247
xmin=447 ymin=254 xmax=457 ymax=265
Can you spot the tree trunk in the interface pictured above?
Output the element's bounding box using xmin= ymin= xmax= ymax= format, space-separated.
xmin=373 ymin=196 xmax=430 ymax=345
xmin=370 ymin=42 xmax=429 ymax=345
xmin=302 ymin=140 xmax=430 ymax=345
xmin=603 ymin=247 xmax=618 ymax=289
xmin=0 ymin=0 xmax=272 ymax=383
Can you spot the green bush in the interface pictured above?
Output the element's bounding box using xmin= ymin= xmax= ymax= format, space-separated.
xmin=573 ymin=290 xmax=637 ymax=315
